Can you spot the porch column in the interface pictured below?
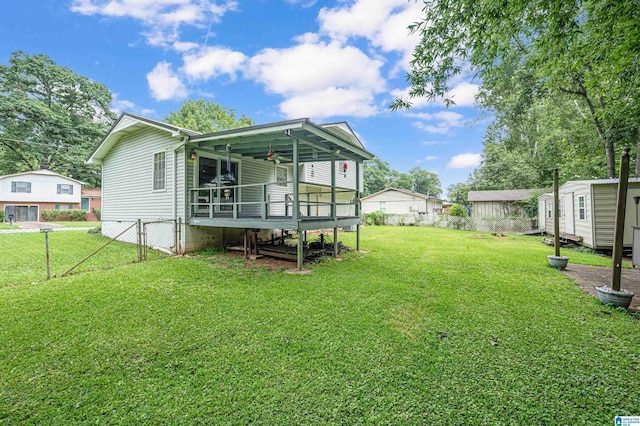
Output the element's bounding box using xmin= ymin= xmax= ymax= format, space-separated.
xmin=331 ymin=151 xmax=336 ymax=219
xmin=355 ymin=161 xmax=361 ymax=251
xmin=333 ymin=227 xmax=338 ymax=258
xmin=293 ymin=138 xmax=299 ymax=221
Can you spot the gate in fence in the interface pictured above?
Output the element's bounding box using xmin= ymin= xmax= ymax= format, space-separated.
xmin=62 ymin=218 xmax=182 ymax=277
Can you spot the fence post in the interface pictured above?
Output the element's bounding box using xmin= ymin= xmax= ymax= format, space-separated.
xmin=137 ymin=219 xmax=143 ymax=262
xmin=41 ymin=228 xmax=53 ymax=280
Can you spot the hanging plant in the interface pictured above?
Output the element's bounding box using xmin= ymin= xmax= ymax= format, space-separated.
xmin=342 ymin=162 xmax=348 ymax=177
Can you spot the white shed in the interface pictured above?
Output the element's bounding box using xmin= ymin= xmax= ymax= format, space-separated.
xmin=537 ymin=178 xmax=640 ymax=249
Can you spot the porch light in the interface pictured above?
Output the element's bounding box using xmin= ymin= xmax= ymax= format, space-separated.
xmin=190 ymin=150 xmax=197 ymax=160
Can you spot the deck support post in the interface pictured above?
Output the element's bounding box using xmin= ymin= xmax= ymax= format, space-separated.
xmin=243 ymin=229 xmax=249 ymax=259
xmin=293 ymin=138 xmax=299 ymax=221
xmin=611 ymin=148 xmax=631 ymax=291
xmin=331 ymin=151 xmax=336 ymax=219
xmin=333 ymin=227 xmax=338 ymax=258
xmin=356 ymin=223 xmax=360 ymax=251
xmin=297 ymin=228 xmax=304 ymax=270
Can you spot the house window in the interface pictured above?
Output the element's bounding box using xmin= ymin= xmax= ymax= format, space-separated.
xmin=81 ymin=198 xmax=89 ymax=211
xmin=57 ymin=184 xmax=74 ymax=195
xmin=578 ymin=195 xmax=586 ymax=220
xmin=11 ymin=181 xmax=31 ymax=193
xmin=276 ymin=166 xmax=287 ymax=187
xmin=546 ymin=202 xmax=552 ymax=218
xmin=153 ymin=151 xmax=166 ymax=191
xmin=380 ymin=201 xmax=386 ymax=212
xmin=55 ymin=204 xmax=73 ymax=210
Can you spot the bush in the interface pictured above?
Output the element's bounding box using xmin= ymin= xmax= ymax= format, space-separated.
xmin=0 ymin=210 xmax=4 ymax=222
xmin=449 ymin=203 xmax=469 ymax=217
xmin=363 ymin=210 xmax=386 ymax=226
xmin=94 ymin=208 xmax=101 ymax=219
xmin=41 ymin=209 xmax=87 ymax=222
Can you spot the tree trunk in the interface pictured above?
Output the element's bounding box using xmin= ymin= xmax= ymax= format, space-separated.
xmin=605 ymin=138 xmax=616 ymax=178
xmin=636 ymin=124 xmax=640 ymax=177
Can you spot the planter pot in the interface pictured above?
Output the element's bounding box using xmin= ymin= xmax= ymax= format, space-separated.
xmin=596 ymin=286 xmax=635 ymax=309
xmin=547 ymin=255 xmax=569 ymax=270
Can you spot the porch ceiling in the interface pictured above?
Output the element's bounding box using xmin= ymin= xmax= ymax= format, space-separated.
xmin=188 ymin=119 xmax=373 ymax=163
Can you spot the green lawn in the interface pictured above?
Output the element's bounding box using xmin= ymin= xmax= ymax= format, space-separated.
xmin=0 ymin=231 xmax=149 ymax=286
xmin=48 ymin=221 xmax=102 ymax=228
xmin=1 ymin=227 xmax=639 ymax=424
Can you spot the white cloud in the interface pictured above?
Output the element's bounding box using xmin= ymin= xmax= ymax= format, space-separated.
xmin=447 ymin=153 xmax=482 ymax=169
xmin=110 ymin=94 xmax=135 ymax=115
xmin=411 ymin=110 xmax=464 ymax=134
xmin=146 ymin=62 xmax=188 ymax=101
xmin=248 ymin=41 xmax=385 ymax=95
xmin=247 ymin=41 xmax=385 ymax=118
xmin=182 ymin=46 xmax=247 ymax=81
xmin=70 ymin=0 xmax=238 ymax=47
xmin=173 ymin=41 xmax=200 ymax=52
xmin=425 ymin=156 xmax=438 ymax=161
xmin=279 ymin=87 xmax=378 ymax=120
xmin=318 ymin=0 xmax=422 ymax=73
xmin=443 ymin=82 xmax=480 ymax=107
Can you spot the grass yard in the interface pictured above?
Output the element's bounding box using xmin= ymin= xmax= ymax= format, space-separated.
xmin=0 ymin=230 xmax=154 ymax=286
xmin=47 ymin=221 xmax=102 ymax=228
xmin=1 ymin=226 xmax=639 ymax=424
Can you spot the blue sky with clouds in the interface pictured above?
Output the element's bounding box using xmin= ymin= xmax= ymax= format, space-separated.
xmin=0 ymin=0 xmax=488 ymax=196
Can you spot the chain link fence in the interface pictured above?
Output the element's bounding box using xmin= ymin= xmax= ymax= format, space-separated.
xmin=366 ymin=212 xmax=538 ymax=234
xmin=60 ymin=219 xmax=180 ymax=278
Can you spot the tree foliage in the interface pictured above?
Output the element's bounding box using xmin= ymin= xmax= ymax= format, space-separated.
xmin=395 ymin=0 xmax=640 ymax=178
xmin=164 ymin=99 xmax=254 ymax=133
xmin=0 ymin=51 xmax=115 ymax=186
xmin=363 ymin=157 xmax=442 ymax=197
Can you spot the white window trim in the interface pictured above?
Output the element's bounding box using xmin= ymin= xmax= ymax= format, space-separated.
xmin=153 ymin=150 xmax=167 ymax=192
xmin=577 ymin=194 xmax=587 ymax=221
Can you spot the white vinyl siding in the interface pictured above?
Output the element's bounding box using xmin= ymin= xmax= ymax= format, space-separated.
xmin=1 ymin=171 xmax=81 ymax=204
xmin=153 ymin=151 xmax=166 ymax=191
xmin=102 ymin=127 xmax=177 ymax=222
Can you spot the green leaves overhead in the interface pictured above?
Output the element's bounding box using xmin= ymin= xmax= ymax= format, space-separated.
xmin=0 ymin=51 xmax=116 ymax=186
xmin=164 ymin=99 xmax=254 ymax=133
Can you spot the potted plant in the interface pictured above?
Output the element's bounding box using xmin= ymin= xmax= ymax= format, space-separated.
xmin=595 ymin=148 xmax=635 ymax=308
xmin=548 ymin=168 xmax=569 ymax=269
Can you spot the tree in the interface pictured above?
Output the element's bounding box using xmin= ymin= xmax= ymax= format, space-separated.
xmin=363 ymin=157 xmax=395 ymax=196
xmin=164 ymin=99 xmax=254 ymax=133
xmin=447 ymin=181 xmax=472 ymax=208
xmin=0 ymin=51 xmax=115 ymax=186
xmin=393 ymin=0 xmax=640 ymax=177
xmin=408 ymin=166 xmax=441 ymax=197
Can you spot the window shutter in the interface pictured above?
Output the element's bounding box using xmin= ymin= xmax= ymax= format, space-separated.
xmin=57 ymin=184 xmax=61 ymax=194
xmin=11 ymin=181 xmax=16 ymax=192
xmin=70 ymin=185 xmax=73 ymax=195
xmin=27 ymin=182 xmax=31 ymax=193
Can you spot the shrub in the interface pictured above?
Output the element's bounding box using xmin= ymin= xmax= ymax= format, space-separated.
xmin=41 ymin=209 xmax=87 ymax=222
xmin=363 ymin=210 xmax=386 ymax=226
xmin=94 ymin=208 xmax=101 ymax=219
xmin=0 ymin=210 xmax=4 ymax=222
xmin=449 ymin=203 xmax=469 ymax=217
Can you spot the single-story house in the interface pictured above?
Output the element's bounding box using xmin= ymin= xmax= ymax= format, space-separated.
xmin=361 ymin=188 xmax=443 ymax=215
xmin=538 ymin=178 xmax=640 ymax=249
xmin=87 ymin=113 xmax=374 ymax=269
xmin=467 ymin=189 xmax=540 ymax=219
xmin=81 ymin=187 xmax=101 ymax=221
xmin=0 ymin=169 xmax=83 ymax=221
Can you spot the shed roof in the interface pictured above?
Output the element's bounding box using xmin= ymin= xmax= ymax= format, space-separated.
xmin=468 ymin=189 xmax=540 ymax=202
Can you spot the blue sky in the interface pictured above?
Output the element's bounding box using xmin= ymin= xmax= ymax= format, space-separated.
xmin=0 ymin=0 xmax=488 ymax=197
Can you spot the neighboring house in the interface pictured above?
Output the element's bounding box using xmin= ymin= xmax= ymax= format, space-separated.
xmin=468 ymin=189 xmax=540 ymax=219
xmin=361 ymin=188 xmax=443 ymax=215
xmin=87 ymin=113 xmax=374 ymax=269
xmin=0 ymin=169 xmax=83 ymax=221
xmin=538 ymin=178 xmax=640 ymax=249
xmin=81 ymin=187 xmax=102 ymax=222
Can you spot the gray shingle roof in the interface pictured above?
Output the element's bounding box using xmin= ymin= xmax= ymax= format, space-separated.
xmin=467 ymin=189 xmax=540 ymax=202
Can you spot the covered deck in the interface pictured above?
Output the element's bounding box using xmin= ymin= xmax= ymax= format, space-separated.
xmin=185 ymin=118 xmax=374 ymax=270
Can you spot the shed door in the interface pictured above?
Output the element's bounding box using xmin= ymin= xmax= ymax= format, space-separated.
xmin=564 ymin=192 xmax=575 ymax=235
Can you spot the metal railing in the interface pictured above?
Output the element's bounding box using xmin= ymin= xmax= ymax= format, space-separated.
xmin=189 ymin=181 xmax=359 ymax=220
